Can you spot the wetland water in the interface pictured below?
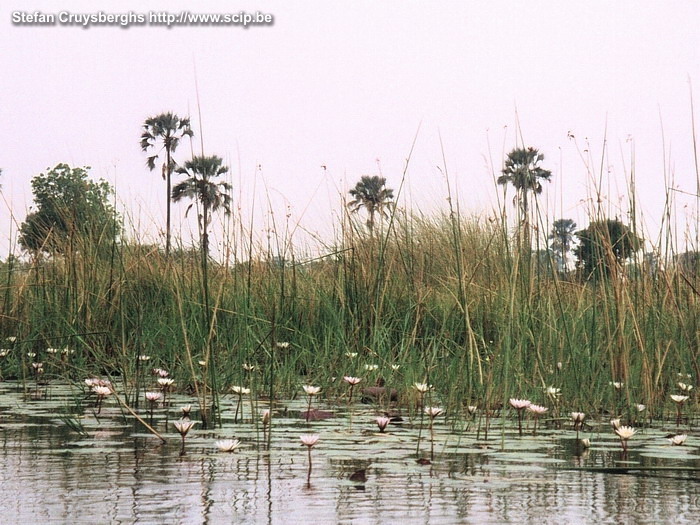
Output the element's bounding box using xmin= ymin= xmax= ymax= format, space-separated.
xmin=0 ymin=381 xmax=698 ymax=524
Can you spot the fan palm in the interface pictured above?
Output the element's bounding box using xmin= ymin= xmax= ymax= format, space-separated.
xmin=140 ymin=112 xmax=193 ymax=256
xmin=348 ymin=175 xmax=394 ymax=233
xmin=497 ymin=147 xmax=552 ymax=218
xmin=171 ymin=155 xmax=231 ymax=259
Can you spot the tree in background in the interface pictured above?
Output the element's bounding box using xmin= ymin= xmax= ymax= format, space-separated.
xmin=498 ymin=147 xmax=552 ymax=218
xmin=140 ymin=112 xmax=193 ymax=257
xmin=549 ymin=218 xmax=577 ymax=272
xmin=347 ymin=175 xmax=395 ymax=234
xmin=574 ymin=219 xmax=641 ymax=279
xmin=18 ymin=164 xmax=120 ymax=256
xmin=172 ymin=155 xmax=231 ymax=427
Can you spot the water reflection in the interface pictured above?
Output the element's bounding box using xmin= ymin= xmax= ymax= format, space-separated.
xmin=0 ymin=381 xmax=698 ymax=523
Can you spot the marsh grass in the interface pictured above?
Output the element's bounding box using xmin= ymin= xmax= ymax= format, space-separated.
xmin=1 ymin=148 xmax=700 ymax=432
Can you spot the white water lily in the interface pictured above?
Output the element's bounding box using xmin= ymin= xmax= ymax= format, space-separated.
xmin=174 ymin=419 xmax=196 ymax=436
xmin=375 ymin=416 xmax=391 ymax=432
xmin=343 ymin=376 xmax=362 ymax=386
xmin=303 ymin=385 xmax=321 ymax=396
xmin=300 ymin=434 xmax=320 ymax=447
xmin=92 ymin=385 xmax=111 ymax=398
xmin=678 ymin=382 xmax=693 ymax=392
xmin=509 ymin=399 xmax=531 ymax=410
xmin=610 ymin=381 xmax=624 ymax=390
xmin=145 ymin=391 xmax=162 ymax=402
xmin=671 ymin=394 xmax=689 ymax=404
xmin=413 ymin=383 xmax=431 ymax=394
xmin=636 ymin=404 xmax=646 ymax=412
xmin=216 ymin=438 xmax=241 ymax=452
xmin=231 ymin=385 xmax=251 ymax=395
xmin=669 ymin=434 xmax=687 ymax=446
xmin=571 ymin=412 xmax=586 ymax=424
xmin=424 ymin=406 xmax=444 ymax=419
xmin=157 ymin=377 xmax=174 ymax=388
xmin=610 ymin=418 xmax=621 ymax=430
xmin=614 ymin=425 xmax=636 ymax=440
xmin=545 ymin=386 xmax=561 ymax=397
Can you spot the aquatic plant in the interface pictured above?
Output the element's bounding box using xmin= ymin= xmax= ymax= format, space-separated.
xmin=302 ymin=385 xmax=321 ymax=423
xmin=174 ymin=419 xmax=196 ymax=456
xmin=375 ymin=416 xmax=391 ymax=433
xmin=509 ymin=399 xmax=531 ymax=437
xmin=300 ymin=434 xmax=320 ymax=486
xmin=614 ymin=425 xmax=636 ymax=453
xmin=215 ymin=438 xmax=241 ymax=453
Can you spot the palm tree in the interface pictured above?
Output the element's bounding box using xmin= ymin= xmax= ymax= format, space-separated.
xmin=497 ymin=147 xmax=552 ymax=220
xmin=172 ymin=155 xmax=231 ymax=428
xmin=172 ymin=156 xmax=231 ymax=259
xmin=140 ymin=113 xmax=193 ymax=257
xmin=347 ymin=175 xmax=394 ymax=233
xmin=549 ymin=218 xmax=577 ymax=272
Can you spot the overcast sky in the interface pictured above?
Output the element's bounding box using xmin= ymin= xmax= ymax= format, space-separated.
xmin=2 ymin=1 xmax=700 ymax=260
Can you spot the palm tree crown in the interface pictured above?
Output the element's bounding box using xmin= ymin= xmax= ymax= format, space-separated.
xmin=348 ymin=175 xmax=394 ymax=233
xmin=140 ymin=112 xmax=193 ymax=257
xmin=172 ymin=155 xmax=231 ymax=258
xmin=497 ymin=147 xmax=552 ymax=215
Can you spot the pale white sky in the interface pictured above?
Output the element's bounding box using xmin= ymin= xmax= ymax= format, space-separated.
xmin=2 ymin=0 xmax=700 ymax=260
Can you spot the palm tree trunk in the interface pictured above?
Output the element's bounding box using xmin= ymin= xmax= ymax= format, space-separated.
xmin=165 ymin=148 xmax=172 ymax=258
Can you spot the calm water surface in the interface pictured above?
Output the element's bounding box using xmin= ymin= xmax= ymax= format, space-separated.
xmin=0 ymin=382 xmax=698 ymax=524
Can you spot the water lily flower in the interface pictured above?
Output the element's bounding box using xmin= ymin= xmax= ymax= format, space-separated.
xmin=243 ymin=363 xmax=256 ymax=371
xmin=303 ymin=385 xmax=321 ymax=396
xmin=46 ymin=348 xmax=59 ymax=355
xmin=276 ymin=341 xmax=290 ymax=349
xmin=231 ymin=385 xmax=251 ymax=395
xmin=181 ymin=405 xmax=192 ymax=418
xmin=138 ymin=355 xmax=150 ymax=362
xmin=391 ymin=364 xmax=401 ymax=371
xmin=27 ymin=352 xmax=36 ymax=359
xmin=636 ymin=404 xmax=646 ymax=412
xmin=364 ymin=364 xmax=379 ymax=371
xmin=300 ymin=434 xmax=320 ymax=447
xmin=671 ymin=394 xmax=689 ymax=404
xmin=216 ymin=438 xmax=241 ymax=452
xmin=92 ymin=385 xmax=111 ymax=397
xmin=614 ymin=425 xmax=636 ymax=452
xmin=545 ymin=386 xmax=561 ymax=397
xmin=527 ymin=404 xmax=548 ymax=415
xmin=6 ymin=337 xmax=16 ymax=343
xmin=0 ymin=350 xmax=9 ymax=358
xmin=467 ymin=405 xmax=478 ymax=416
xmin=678 ymin=382 xmax=693 ymax=392
xmin=152 ymin=368 xmax=169 ymax=377
xmin=174 ymin=419 xmax=196 ymax=456
xmin=174 ymin=419 xmax=196 ymax=436
xmin=610 ymin=418 xmax=621 ymax=430
xmin=571 ymin=412 xmax=586 ymax=425
xmin=158 ymin=378 xmax=174 ymax=388
xmin=145 ymin=391 xmax=162 ymax=402
xmin=615 ymin=425 xmax=636 ymax=440
xmin=413 ymin=383 xmax=430 ymax=394
xmin=261 ymin=409 xmax=271 ymax=426
xmin=343 ymin=376 xmax=362 ymax=386
xmin=669 ymin=434 xmax=688 ymax=446
xmin=509 ymin=399 xmax=531 ymax=410
xmin=375 ymin=416 xmax=391 ymax=433
xmin=581 ymin=438 xmax=591 ymax=448
xmin=609 ymin=381 xmax=624 ymax=390
xmin=424 ymin=406 xmax=444 ymax=419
